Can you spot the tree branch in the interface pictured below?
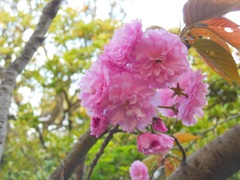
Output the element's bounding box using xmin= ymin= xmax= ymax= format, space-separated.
xmin=49 ymin=129 xmax=98 ymax=180
xmin=168 ymin=124 xmax=240 ymax=180
xmin=0 ymin=0 xmax=63 ymax=162
xmin=74 ymin=156 xmax=86 ymax=180
xmin=86 ymin=125 xmax=119 ymax=180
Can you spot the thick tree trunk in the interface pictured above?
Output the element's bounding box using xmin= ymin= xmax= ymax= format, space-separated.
xmin=0 ymin=0 xmax=62 ymax=162
xmin=168 ymin=124 xmax=240 ymax=180
xmin=49 ymin=129 xmax=98 ymax=180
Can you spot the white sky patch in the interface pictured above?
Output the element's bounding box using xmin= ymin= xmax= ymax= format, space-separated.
xmin=67 ymin=0 xmax=189 ymax=29
xmin=124 ymin=0 xmax=188 ymax=29
xmin=225 ymin=12 xmax=240 ymax=25
xmin=66 ymin=0 xmax=240 ymax=30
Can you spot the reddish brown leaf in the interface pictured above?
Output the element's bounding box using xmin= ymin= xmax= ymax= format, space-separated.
xmin=181 ymin=27 xmax=231 ymax=52
xmin=183 ymin=0 xmax=240 ymax=26
xmin=203 ymin=18 xmax=240 ymax=50
xmin=193 ymin=39 xmax=240 ymax=84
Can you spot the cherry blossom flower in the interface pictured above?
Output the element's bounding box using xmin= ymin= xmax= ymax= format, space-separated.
xmin=176 ymin=70 xmax=209 ymax=126
xmin=129 ymin=160 xmax=149 ymax=180
xmin=131 ymin=28 xmax=189 ymax=88
xmin=90 ymin=115 xmax=109 ymax=138
xmin=137 ymin=132 xmax=174 ymax=155
xmin=78 ymin=61 xmax=111 ymax=116
xmin=99 ymin=19 xmax=143 ymax=66
xmin=157 ymin=69 xmax=209 ymax=126
xmin=152 ymin=118 xmax=168 ymax=132
xmin=78 ymin=60 xmax=130 ymax=116
xmin=105 ymin=72 xmax=156 ymax=132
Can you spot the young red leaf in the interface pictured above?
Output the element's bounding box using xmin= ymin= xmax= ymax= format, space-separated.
xmin=183 ymin=0 xmax=240 ymax=26
xmin=203 ymin=18 xmax=240 ymax=50
xmin=193 ymin=39 xmax=240 ymax=84
xmin=181 ymin=27 xmax=231 ymax=52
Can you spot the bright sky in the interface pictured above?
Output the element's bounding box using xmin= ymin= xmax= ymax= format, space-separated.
xmin=92 ymin=0 xmax=240 ymax=30
xmin=123 ymin=0 xmax=188 ymax=29
xmin=93 ymin=0 xmax=188 ymax=29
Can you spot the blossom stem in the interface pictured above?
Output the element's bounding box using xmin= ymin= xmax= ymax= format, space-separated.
xmin=150 ymin=125 xmax=155 ymax=133
xmin=158 ymin=105 xmax=174 ymax=110
xmin=170 ymin=135 xmax=186 ymax=163
xmin=158 ymin=104 xmax=179 ymax=115
xmin=86 ymin=125 xmax=119 ymax=180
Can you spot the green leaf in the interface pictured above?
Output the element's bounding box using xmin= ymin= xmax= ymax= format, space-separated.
xmin=193 ymin=39 xmax=240 ymax=84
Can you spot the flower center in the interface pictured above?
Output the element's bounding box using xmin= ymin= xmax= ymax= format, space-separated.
xmin=152 ymin=55 xmax=166 ymax=63
xmin=170 ymin=83 xmax=188 ymax=98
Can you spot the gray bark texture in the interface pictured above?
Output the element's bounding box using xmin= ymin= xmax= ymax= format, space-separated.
xmin=168 ymin=124 xmax=240 ymax=180
xmin=49 ymin=129 xmax=98 ymax=180
xmin=0 ymin=0 xmax=63 ymax=162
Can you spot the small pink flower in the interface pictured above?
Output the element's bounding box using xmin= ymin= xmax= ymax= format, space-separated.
xmin=157 ymin=69 xmax=209 ymax=126
xmin=129 ymin=160 xmax=149 ymax=180
xmin=100 ymin=19 xmax=143 ymax=66
xmin=90 ymin=115 xmax=109 ymax=138
xmin=131 ymin=28 xmax=189 ymax=88
xmin=105 ymin=72 xmax=156 ymax=132
xmin=152 ymin=118 xmax=168 ymax=132
xmin=137 ymin=132 xmax=174 ymax=155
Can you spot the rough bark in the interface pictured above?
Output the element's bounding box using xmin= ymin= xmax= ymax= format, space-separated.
xmin=168 ymin=124 xmax=240 ymax=180
xmin=0 ymin=0 xmax=63 ymax=161
xmin=49 ymin=129 xmax=98 ymax=180
xmin=74 ymin=156 xmax=86 ymax=180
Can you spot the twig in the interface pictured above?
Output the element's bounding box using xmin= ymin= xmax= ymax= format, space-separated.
xmin=198 ymin=112 xmax=240 ymax=136
xmin=171 ymin=135 xmax=186 ymax=163
xmin=86 ymin=125 xmax=119 ymax=180
xmin=185 ymin=112 xmax=240 ymax=152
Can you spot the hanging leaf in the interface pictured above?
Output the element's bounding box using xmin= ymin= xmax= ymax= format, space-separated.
xmin=202 ymin=18 xmax=240 ymax=50
xmin=193 ymin=39 xmax=240 ymax=84
xmin=181 ymin=27 xmax=231 ymax=52
xmin=183 ymin=0 xmax=240 ymax=26
xmin=173 ymin=132 xmax=198 ymax=144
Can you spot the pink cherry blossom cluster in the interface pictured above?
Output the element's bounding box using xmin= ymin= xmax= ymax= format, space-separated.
xmin=78 ymin=19 xmax=209 ymax=156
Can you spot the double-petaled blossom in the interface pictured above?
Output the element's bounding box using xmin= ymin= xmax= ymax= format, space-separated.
xmin=157 ymin=69 xmax=209 ymax=126
xmin=137 ymin=132 xmax=174 ymax=155
xmin=131 ymin=28 xmax=189 ymax=88
xmin=78 ymin=61 xmax=156 ymax=133
xmin=78 ymin=61 xmax=111 ymax=116
xmin=106 ymin=72 xmax=156 ymax=132
xmin=90 ymin=115 xmax=109 ymax=138
xmin=129 ymin=160 xmax=149 ymax=180
xmin=99 ymin=19 xmax=143 ymax=66
xmin=152 ymin=118 xmax=168 ymax=132
xmin=78 ymin=19 xmax=209 ymax=157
